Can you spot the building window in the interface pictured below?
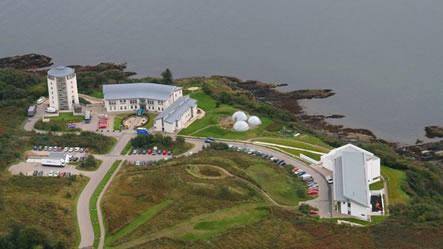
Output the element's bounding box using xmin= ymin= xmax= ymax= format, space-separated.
xmin=109 ymin=101 xmax=116 ymax=105
xmin=120 ymin=99 xmax=126 ymax=104
xmin=147 ymin=100 xmax=154 ymax=105
xmin=130 ymin=99 xmax=137 ymax=104
xmin=347 ymin=203 xmax=351 ymax=208
xmin=158 ymin=107 xmax=160 ymax=111
xmin=347 ymin=210 xmax=351 ymax=215
xmin=158 ymin=100 xmax=164 ymax=105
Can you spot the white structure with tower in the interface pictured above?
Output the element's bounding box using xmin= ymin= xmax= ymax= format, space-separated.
xmin=47 ymin=66 xmax=79 ymax=111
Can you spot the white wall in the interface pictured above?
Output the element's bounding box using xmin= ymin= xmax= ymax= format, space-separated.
xmin=105 ymin=98 xmax=172 ymax=113
xmin=47 ymin=74 xmax=79 ymax=111
xmin=153 ymin=104 xmax=197 ymax=133
xmin=336 ymin=200 xmax=371 ymax=221
xmin=367 ymin=157 xmax=381 ymax=184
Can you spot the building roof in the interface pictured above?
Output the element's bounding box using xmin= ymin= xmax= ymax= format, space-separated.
xmin=323 ymin=143 xmax=379 ymax=162
xmin=103 ymin=83 xmax=182 ymax=101
xmin=154 ymin=95 xmax=196 ymax=124
xmin=48 ymin=66 xmax=75 ymax=78
xmin=334 ymin=151 xmax=370 ymax=207
xmin=49 ymin=152 xmax=66 ymax=160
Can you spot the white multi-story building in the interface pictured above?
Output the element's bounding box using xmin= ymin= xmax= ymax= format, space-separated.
xmin=321 ymin=144 xmax=382 ymax=221
xmin=47 ymin=66 xmax=79 ymax=111
xmin=103 ymin=83 xmax=198 ymax=133
xmin=103 ymin=83 xmax=183 ymax=112
xmin=321 ymin=144 xmax=381 ymax=184
xmin=154 ymin=95 xmax=197 ymax=133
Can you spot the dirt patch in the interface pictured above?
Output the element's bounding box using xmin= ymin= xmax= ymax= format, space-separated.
xmin=123 ymin=116 xmax=136 ymax=128
xmin=219 ymin=116 xmax=234 ymax=129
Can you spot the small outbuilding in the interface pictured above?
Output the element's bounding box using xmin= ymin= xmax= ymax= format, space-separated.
xmin=233 ymin=120 xmax=249 ymax=131
xmin=248 ymin=116 xmax=261 ymax=126
xmin=232 ymin=111 xmax=248 ymax=122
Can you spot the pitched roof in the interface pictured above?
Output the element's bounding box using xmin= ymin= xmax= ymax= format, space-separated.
xmin=155 ymin=96 xmax=196 ymax=124
xmin=49 ymin=152 xmax=66 ymax=160
xmin=103 ymin=83 xmax=182 ymax=101
xmin=334 ymin=151 xmax=370 ymax=207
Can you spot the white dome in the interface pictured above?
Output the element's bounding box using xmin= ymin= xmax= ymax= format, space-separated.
xmin=248 ymin=116 xmax=261 ymax=126
xmin=232 ymin=111 xmax=247 ymax=121
xmin=233 ymin=120 xmax=249 ymax=131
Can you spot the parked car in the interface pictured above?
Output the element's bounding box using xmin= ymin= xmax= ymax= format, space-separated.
xmin=157 ymin=149 xmax=162 ymax=154
xmin=162 ymin=150 xmax=167 ymax=155
xmin=74 ymin=147 xmax=80 ymax=152
xmin=61 ymin=172 xmax=66 ymax=177
xmin=167 ymin=150 xmax=172 ymax=155
xmin=204 ymin=137 xmax=215 ymax=143
xmin=152 ymin=150 xmax=157 ymax=155
xmin=33 ymin=170 xmax=38 ymax=176
xmin=48 ymin=170 xmax=54 ymax=177
xmin=68 ymin=147 xmax=74 ymax=152
xmin=45 ymin=107 xmax=57 ymax=113
xmin=326 ymin=176 xmax=333 ymax=184
xmin=38 ymin=171 xmax=43 ymax=176
xmin=80 ymin=147 xmax=85 ymax=153
xmin=38 ymin=145 xmax=43 ymax=151
xmin=309 ymin=210 xmax=319 ymax=215
xmin=142 ymin=150 xmax=147 ymax=155
xmin=307 ymin=189 xmax=319 ymax=195
xmin=33 ymin=145 xmax=38 ymax=151
xmin=296 ymin=170 xmax=305 ymax=176
xmin=135 ymin=160 xmax=140 ymax=166
xmin=64 ymin=147 xmax=69 ymax=152
xmin=79 ymin=157 xmax=85 ymax=162
xmin=132 ymin=149 xmax=137 ymax=155
xmin=36 ymin=96 xmax=46 ymax=105
xmin=148 ymin=149 xmax=152 ymax=154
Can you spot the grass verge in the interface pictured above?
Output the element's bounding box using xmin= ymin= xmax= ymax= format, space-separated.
xmin=105 ymin=199 xmax=173 ymax=246
xmin=382 ymin=166 xmax=409 ymax=205
xmin=90 ymin=160 xmax=122 ymax=249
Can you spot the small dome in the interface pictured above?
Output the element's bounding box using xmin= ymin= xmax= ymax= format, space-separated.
xmin=233 ymin=120 xmax=249 ymax=131
xmin=232 ymin=111 xmax=247 ymax=121
xmin=248 ymin=116 xmax=261 ymax=126
xmin=48 ymin=65 xmax=75 ymax=78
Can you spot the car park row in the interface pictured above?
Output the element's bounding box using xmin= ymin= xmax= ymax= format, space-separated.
xmin=33 ymin=145 xmax=88 ymax=153
xmin=227 ymin=144 xmax=287 ymax=167
xmin=32 ymin=170 xmax=72 ymax=178
xmin=131 ymin=147 xmax=173 ymax=156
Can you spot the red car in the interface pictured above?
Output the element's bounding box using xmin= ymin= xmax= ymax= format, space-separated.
xmin=99 ymin=124 xmax=107 ymax=129
xmin=307 ymin=189 xmax=319 ymax=195
xmin=148 ymin=149 xmax=152 ymax=154
xmin=309 ymin=210 xmax=319 ymax=215
xmin=162 ymin=150 xmax=167 ymax=155
xmin=61 ymin=172 xmax=66 ymax=177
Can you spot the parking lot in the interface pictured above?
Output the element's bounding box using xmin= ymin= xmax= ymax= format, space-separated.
xmin=9 ymin=161 xmax=89 ymax=177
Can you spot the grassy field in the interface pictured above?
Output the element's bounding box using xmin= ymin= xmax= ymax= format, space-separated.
xmin=252 ymin=137 xmax=330 ymax=153
xmin=105 ymin=199 xmax=173 ymax=246
xmin=141 ymin=113 xmax=157 ymax=129
xmin=246 ymin=163 xmax=309 ymax=205
xmin=113 ymin=114 xmax=128 ymax=130
xmin=35 ymin=112 xmax=85 ymax=132
xmin=276 ymin=147 xmax=322 ymax=161
xmin=90 ymin=160 xmax=122 ymax=249
xmin=381 ymin=166 xmax=410 ymax=205
xmin=120 ymin=141 xmax=132 ymax=155
xmin=0 ymin=175 xmax=88 ymax=249
xmin=369 ymin=178 xmax=385 ymax=190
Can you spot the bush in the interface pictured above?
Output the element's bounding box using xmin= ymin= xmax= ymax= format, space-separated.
xmin=208 ymin=142 xmax=229 ymax=150
xmin=80 ymin=155 xmax=97 ymax=169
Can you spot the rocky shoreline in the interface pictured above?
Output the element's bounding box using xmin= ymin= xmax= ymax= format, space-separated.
xmin=1 ymin=53 xmax=440 ymax=163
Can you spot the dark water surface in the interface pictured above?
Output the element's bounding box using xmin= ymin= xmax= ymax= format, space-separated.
xmin=1 ymin=0 xmax=442 ymax=144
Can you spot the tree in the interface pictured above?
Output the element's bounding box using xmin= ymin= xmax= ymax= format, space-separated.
xmin=176 ymin=136 xmax=185 ymax=145
xmin=219 ymin=91 xmax=232 ymax=104
xmin=161 ymin=68 xmax=173 ymax=85
xmin=80 ymin=155 xmax=97 ymax=169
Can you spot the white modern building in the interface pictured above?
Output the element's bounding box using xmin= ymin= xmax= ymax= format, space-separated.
xmin=333 ymin=151 xmax=372 ymax=220
xmin=47 ymin=66 xmax=79 ymax=111
xmin=321 ymin=144 xmax=381 ymax=184
xmin=154 ymin=95 xmax=197 ymax=133
xmin=103 ymin=83 xmax=183 ymax=113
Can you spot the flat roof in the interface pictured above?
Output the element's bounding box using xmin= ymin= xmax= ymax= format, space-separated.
xmin=103 ymin=83 xmax=182 ymax=101
xmin=48 ymin=66 xmax=75 ymax=78
xmin=154 ymin=96 xmax=196 ymax=124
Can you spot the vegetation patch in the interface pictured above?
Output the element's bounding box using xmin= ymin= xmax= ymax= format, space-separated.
xmin=382 ymin=166 xmax=409 ymax=205
xmin=186 ymin=165 xmax=228 ymax=179
xmin=130 ymin=134 xmax=193 ymax=155
xmin=35 ymin=112 xmax=84 ymax=132
xmin=369 ymin=178 xmax=384 ymax=191
xmin=276 ymin=147 xmax=322 ymax=161
xmin=90 ymin=160 xmax=122 ymax=249
xmin=253 ymin=137 xmax=330 ymax=153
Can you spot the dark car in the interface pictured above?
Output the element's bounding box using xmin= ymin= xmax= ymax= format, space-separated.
xmin=205 ymin=137 xmax=215 ymax=143
xmin=33 ymin=145 xmax=38 ymax=151
xmin=72 ymin=157 xmax=79 ymax=162
xmin=157 ymin=150 xmax=162 ymax=155
xmin=142 ymin=150 xmax=147 ymax=155
xmin=38 ymin=171 xmax=43 ymax=176
xmin=167 ymin=150 xmax=172 ymax=155
xmin=38 ymin=145 xmax=43 ymax=151
xmin=138 ymin=150 xmax=143 ymax=154
xmin=33 ymin=170 xmax=38 ymax=176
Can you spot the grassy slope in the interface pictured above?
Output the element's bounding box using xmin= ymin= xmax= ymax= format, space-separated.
xmin=382 ymin=166 xmax=410 ymax=205
xmin=277 ymin=147 xmax=322 ymax=161
xmin=105 ymin=199 xmax=173 ymax=246
xmin=369 ymin=178 xmax=385 ymax=190
xmin=90 ymin=160 xmax=122 ymax=249
xmin=252 ymin=137 xmax=330 ymax=153
xmin=246 ymin=163 xmax=308 ymax=205
xmin=0 ymin=175 xmax=88 ymax=249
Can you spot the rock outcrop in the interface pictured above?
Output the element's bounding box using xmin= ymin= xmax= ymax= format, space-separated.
xmin=425 ymin=126 xmax=443 ymax=138
xmin=0 ymin=53 xmax=52 ymax=69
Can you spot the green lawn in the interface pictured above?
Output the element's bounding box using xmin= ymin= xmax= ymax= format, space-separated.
xmin=246 ymin=163 xmax=309 ymax=206
xmin=192 ymin=117 xmax=272 ymax=140
xmin=277 ymin=147 xmax=322 ymax=161
xmin=113 ymin=114 xmax=127 ymax=130
xmin=292 ymin=134 xmax=333 ymax=149
xmin=90 ymin=160 xmax=122 ymax=249
xmin=190 ymin=91 xmax=217 ymax=111
xmin=369 ymin=178 xmax=384 ymax=190
xmin=382 ymin=166 xmax=410 ymax=205
xmin=252 ymin=137 xmax=330 ymax=153
xmin=120 ymin=141 xmax=132 ymax=155
xmin=105 ymin=199 xmax=173 ymax=246
xmin=141 ymin=113 xmax=157 ymax=129
xmin=89 ymin=91 xmax=104 ymax=99
xmin=35 ymin=112 xmax=85 ymax=132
